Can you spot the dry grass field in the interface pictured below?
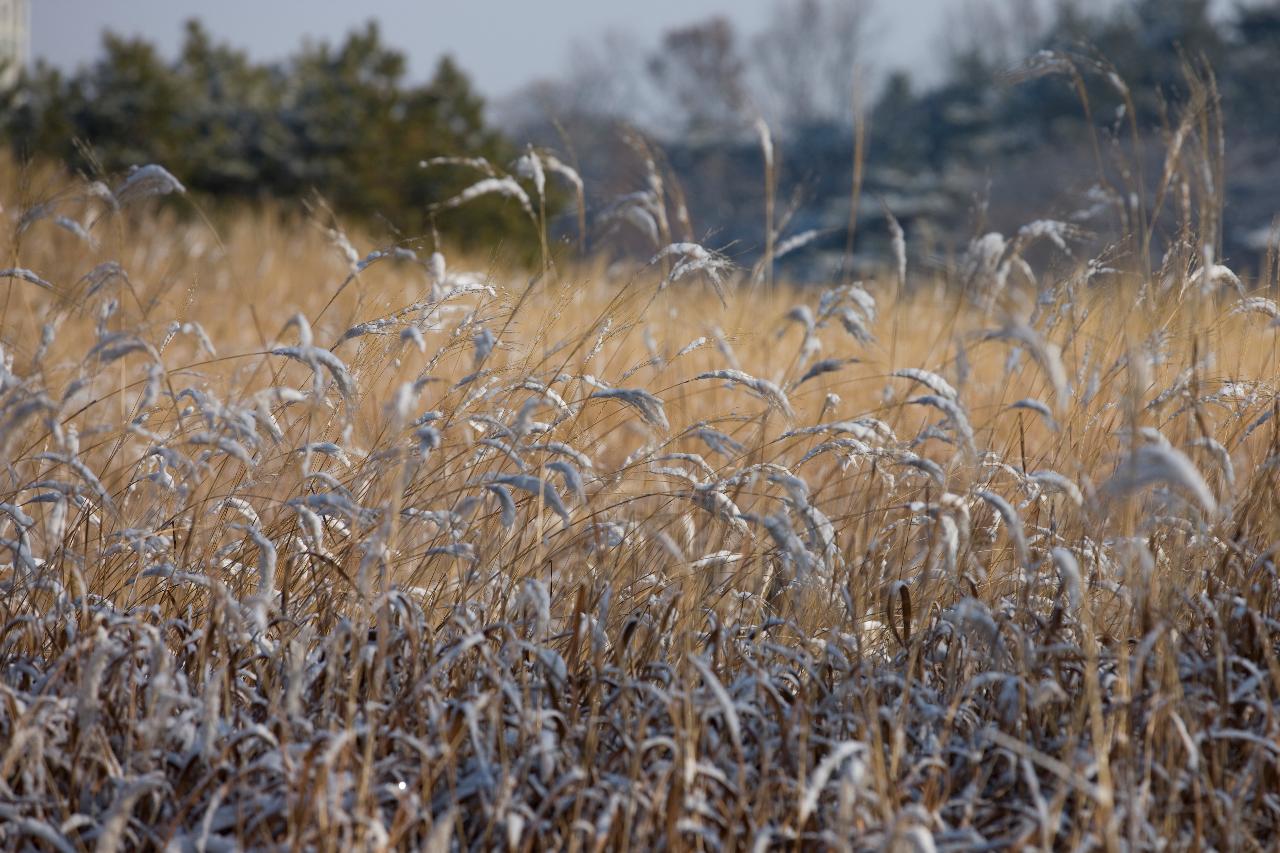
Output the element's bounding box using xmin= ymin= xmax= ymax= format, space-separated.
xmin=2 ymin=141 xmax=1280 ymax=850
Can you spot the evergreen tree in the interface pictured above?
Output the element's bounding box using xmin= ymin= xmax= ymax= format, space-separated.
xmin=0 ymin=20 xmax=541 ymax=255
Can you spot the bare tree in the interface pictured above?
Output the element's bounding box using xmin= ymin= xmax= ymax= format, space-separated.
xmin=647 ymin=17 xmax=749 ymax=138
xmin=940 ymin=0 xmax=1063 ymax=71
xmin=563 ymin=30 xmax=654 ymax=120
xmin=751 ymin=0 xmax=876 ymax=130
xmin=494 ymin=30 xmax=658 ymax=136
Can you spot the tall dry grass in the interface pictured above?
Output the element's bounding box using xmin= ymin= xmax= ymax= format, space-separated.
xmin=2 ymin=106 xmax=1280 ymax=850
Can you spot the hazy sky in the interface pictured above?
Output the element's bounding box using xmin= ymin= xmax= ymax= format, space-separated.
xmin=31 ymin=0 xmax=954 ymax=96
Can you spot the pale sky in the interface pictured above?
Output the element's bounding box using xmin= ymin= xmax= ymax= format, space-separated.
xmin=30 ymin=0 xmax=956 ymax=96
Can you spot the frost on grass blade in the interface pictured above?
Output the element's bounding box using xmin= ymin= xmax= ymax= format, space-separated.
xmin=113 ymin=164 xmax=186 ymax=206
xmin=488 ymin=474 xmax=571 ymax=528
xmin=893 ymin=368 xmax=958 ymax=402
xmin=1 ymin=268 xmax=54 ymax=290
xmin=1103 ymin=444 xmax=1217 ymax=516
xmin=588 ymin=387 xmax=669 ymax=431
xmin=695 ymin=369 xmax=795 ymax=420
xmin=650 ymin=243 xmax=733 ymax=305
xmin=433 ymin=176 xmax=534 ymax=220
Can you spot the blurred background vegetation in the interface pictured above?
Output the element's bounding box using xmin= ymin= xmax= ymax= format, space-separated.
xmin=0 ymin=20 xmax=535 ymax=256
xmin=500 ymin=0 xmax=1280 ymax=277
xmin=2 ymin=0 xmax=1278 ymax=273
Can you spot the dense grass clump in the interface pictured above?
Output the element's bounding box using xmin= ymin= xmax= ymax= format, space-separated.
xmin=2 ymin=147 xmax=1280 ymax=851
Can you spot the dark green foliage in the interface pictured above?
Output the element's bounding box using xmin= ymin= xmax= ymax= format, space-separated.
xmin=0 ymin=20 xmax=541 ymax=255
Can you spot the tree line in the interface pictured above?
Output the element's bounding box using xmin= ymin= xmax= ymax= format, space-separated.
xmin=4 ymin=1 xmax=1279 ymax=269
xmin=505 ymin=0 xmax=1280 ymax=270
xmin=1 ymin=21 xmax=539 ymax=255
